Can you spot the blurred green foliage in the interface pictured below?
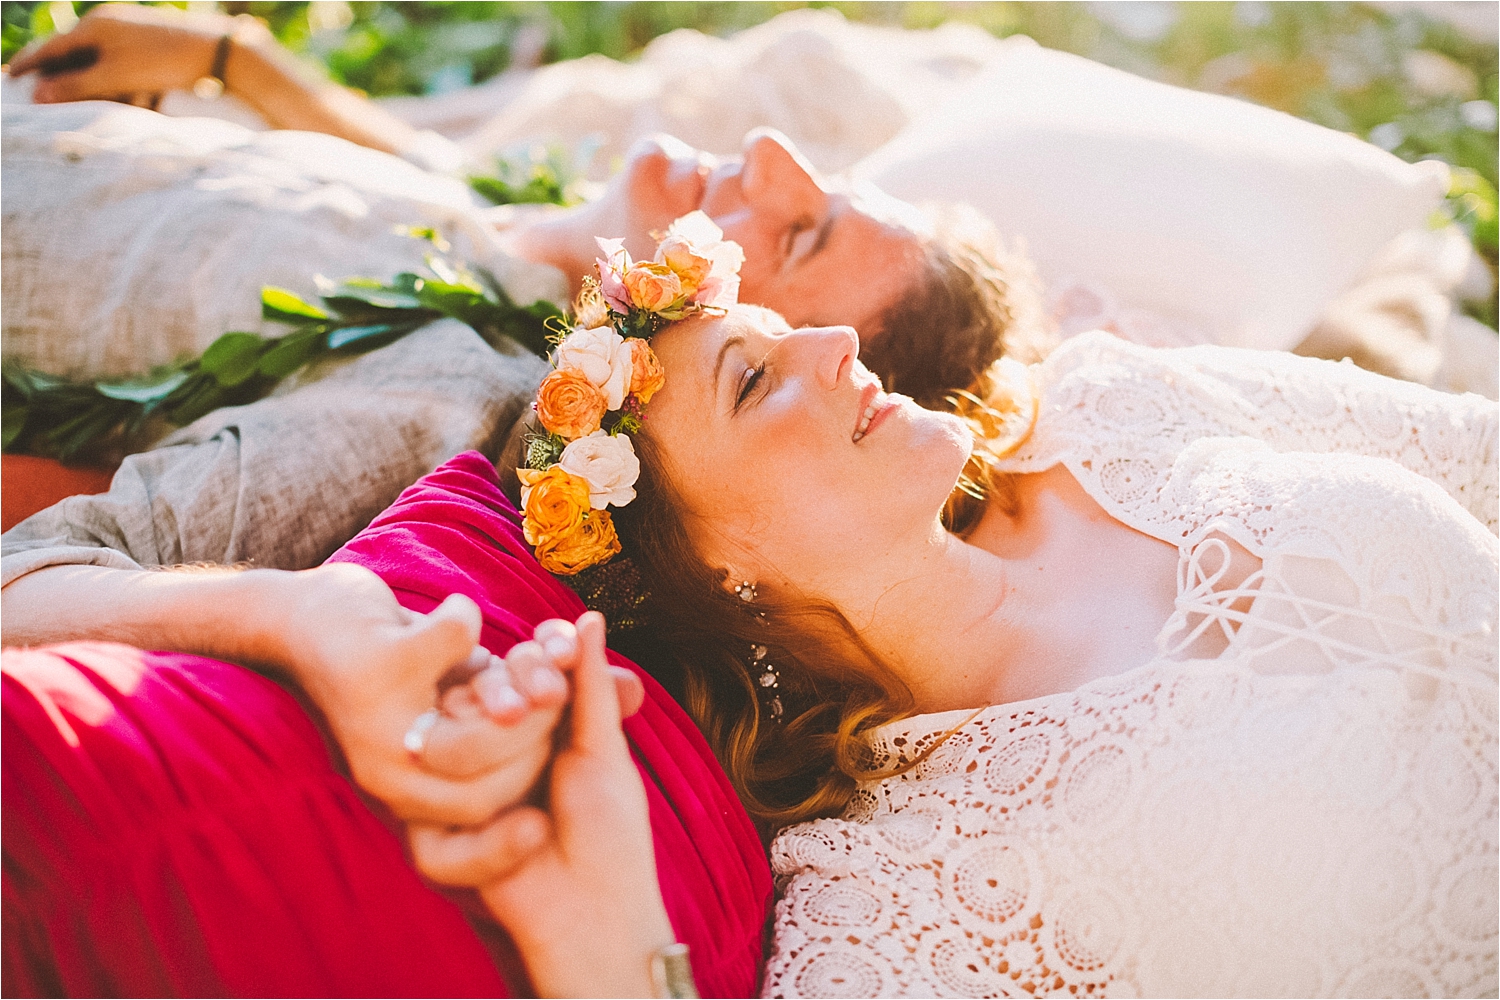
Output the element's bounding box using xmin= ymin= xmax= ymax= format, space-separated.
xmin=5 ymin=0 xmax=1495 ymax=314
xmin=469 ymin=142 xmax=589 ymax=206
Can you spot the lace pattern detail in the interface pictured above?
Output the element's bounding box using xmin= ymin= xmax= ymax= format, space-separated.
xmin=1008 ymin=333 xmax=1498 ymax=538
xmin=769 ymin=666 xmax=1498 ymax=997
xmin=764 ymin=336 xmax=1499 ymax=998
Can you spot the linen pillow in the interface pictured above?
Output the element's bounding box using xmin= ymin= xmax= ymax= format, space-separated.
xmin=854 ymin=38 xmax=1451 ymax=353
xmin=326 ymin=450 xmax=773 ymax=999
xmin=0 ymin=96 xmax=563 ymax=379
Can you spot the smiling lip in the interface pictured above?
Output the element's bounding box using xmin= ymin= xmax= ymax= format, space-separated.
xmin=852 ymin=384 xmax=898 ymax=443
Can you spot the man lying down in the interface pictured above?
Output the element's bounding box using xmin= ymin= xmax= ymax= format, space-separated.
xmin=1 ymin=124 xmax=1047 ymax=589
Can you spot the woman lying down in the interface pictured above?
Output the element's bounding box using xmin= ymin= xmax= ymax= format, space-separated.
xmin=4 ymin=223 xmax=1496 ymax=997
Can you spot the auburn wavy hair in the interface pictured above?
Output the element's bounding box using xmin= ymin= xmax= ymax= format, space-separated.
xmin=613 ymin=216 xmax=1054 ymax=831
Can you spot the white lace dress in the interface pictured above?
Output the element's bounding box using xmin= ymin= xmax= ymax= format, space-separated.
xmin=764 ymin=333 xmax=1498 ymax=998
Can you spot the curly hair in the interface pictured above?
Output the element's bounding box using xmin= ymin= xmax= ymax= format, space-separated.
xmin=614 ymin=216 xmax=1053 ymax=832
xmin=860 ymin=203 xmax=1054 ymax=409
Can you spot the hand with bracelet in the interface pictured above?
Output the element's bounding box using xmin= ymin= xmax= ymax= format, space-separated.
xmin=9 ymin=4 xmax=265 ymax=111
xmin=8 ymin=3 xmax=421 ymax=154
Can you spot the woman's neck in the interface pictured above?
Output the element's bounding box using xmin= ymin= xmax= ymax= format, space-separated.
xmin=848 ymin=467 xmax=1182 ymax=714
xmin=830 ymin=518 xmax=1021 ymax=714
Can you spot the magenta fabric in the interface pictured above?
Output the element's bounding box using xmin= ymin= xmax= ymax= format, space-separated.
xmin=2 ymin=452 xmax=770 ymax=998
xmin=3 ymin=643 xmax=514 ymax=997
xmin=327 ymin=450 xmax=773 ymax=998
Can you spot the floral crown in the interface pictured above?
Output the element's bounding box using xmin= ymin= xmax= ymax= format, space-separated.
xmin=519 ymin=211 xmax=745 ymax=575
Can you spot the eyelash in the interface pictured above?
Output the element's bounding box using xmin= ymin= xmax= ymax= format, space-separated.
xmin=735 ymin=363 xmax=767 ymax=410
xmin=783 ymin=218 xmax=813 ymax=258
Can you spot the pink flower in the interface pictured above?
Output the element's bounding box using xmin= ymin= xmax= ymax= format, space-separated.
xmin=694 ymin=273 xmax=741 ymax=309
xmin=594 ymin=236 xmax=632 ymax=315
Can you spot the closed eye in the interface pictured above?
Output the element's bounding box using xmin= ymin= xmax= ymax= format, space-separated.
xmin=782 ymin=217 xmax=814 ymax=260
xmin=735 ymin=363 xmax=767 ymax=411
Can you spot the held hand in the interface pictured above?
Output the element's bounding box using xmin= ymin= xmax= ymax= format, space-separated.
xmin=277 ymin=566 xmax=645 ymax=887
xmin=462 ymin=611 xmax=677 ymax=999
xmin=9 ymin=4 xmax=264 ymax=105
xmin=275 ymin=563 xmax=569 ymax=831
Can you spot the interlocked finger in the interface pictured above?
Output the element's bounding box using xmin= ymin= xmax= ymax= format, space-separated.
xmin=505 ymin=640 xmax=569 ymax=706
xmin=436 ymin=644 xmax=492 ymax=694
xmin=417 ymin=700 xmax=559 ymax=782
xmin=385 ymin=753 xmax=559 ymax=827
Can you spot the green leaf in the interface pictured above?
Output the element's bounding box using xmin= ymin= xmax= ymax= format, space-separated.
xmin=199 ymin=332 xmax=267 ymax=387
xmin=162 ymin=374 xmax=231 ymax=428
xmin=256 ymin=331 xmax=323 ymax=379
xmin=94 ymin=368 xmax=193 ymax=402
xmin=3 ymin=364 xmax=69 ymax=397
xmin=262 ymin=287 xmax=330 ymax=323
xmin=2 ymin=397 xmax=29 ymax=450
xmin=323 ymin=288 xmax=425 ymax=312
xmin=326 ymin=323 xmax=400 ymax=349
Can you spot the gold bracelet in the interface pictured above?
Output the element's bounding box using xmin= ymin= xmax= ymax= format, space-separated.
xmin=650 ymin=943 xmax=699 ymax=1000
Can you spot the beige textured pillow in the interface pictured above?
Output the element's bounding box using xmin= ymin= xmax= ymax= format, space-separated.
xmin=1 ymin=99 xmax=563 ymax=378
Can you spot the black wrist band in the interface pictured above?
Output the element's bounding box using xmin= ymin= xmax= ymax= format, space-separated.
xmin=192 ymin=32 xmax=233 ymax=100
xmin=209 ymin=32 xmax=233 ymax=85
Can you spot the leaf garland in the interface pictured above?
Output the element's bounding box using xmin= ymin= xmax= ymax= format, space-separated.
xmin=467 ymin=143 xmax=591 ymax=208
xmin=2 ymin=253 xmax=564 ymax=461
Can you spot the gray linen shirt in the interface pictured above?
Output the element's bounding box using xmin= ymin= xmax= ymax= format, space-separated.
xmin=2 ymin=319 xmax=548 ymax=584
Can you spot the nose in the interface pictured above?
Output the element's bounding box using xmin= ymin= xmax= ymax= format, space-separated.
xmin=629 ymin=133 xmax=714 ymax=169
xmin=740 ymin=129 xmax=826 ymax=217
xmin=786 ymin=325 xmax=860 ymax=391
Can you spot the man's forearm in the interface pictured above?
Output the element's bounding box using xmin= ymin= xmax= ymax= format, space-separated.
xmin=1 ymin=564 xmax=305 ymax=674
xmin=228 ymin=29 xmax=420 ymax=157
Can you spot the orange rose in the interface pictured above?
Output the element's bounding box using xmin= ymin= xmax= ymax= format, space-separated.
xmin=536 ymin=368 xmax=608 ymax=440
xmin=623 ymin=261 xmax=682 ymax=313
xmin=517 ymin=466 xmax=592 ymax=547
xmin=625 ymin=338 xmax=666 ymax=404
xmin=535 ymin=509 xmax=622 ymax=575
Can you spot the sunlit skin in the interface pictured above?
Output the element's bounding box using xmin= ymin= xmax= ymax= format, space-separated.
xmin=644 ymin=307 xmax=1256 ymax=712
xmin=512 ymin=130 xmax=925 ymax=335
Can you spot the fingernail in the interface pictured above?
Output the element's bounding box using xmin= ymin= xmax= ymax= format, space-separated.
xmin=481 ymin=681 xmax=526 ymax=717
xmin=543 ymin=637 xmax=572 ymax=662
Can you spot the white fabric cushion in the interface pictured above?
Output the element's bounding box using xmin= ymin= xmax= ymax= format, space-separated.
xmin=0 ymin=96 xmax=563 ymax=378
xmin=454 ymin=8 xmax=1008 ymax=175
xmin=854 ymin=39 xmax=1451 ymax=352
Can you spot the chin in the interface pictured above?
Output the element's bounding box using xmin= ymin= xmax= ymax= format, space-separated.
xmin=895 ymin=402 xmax=974 ymax=510
xmin=621 ymin=137 xmax=706 ymax=234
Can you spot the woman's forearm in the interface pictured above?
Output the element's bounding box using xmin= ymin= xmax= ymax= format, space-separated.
xmin=1 ymin=564 xmax=307 ymax=675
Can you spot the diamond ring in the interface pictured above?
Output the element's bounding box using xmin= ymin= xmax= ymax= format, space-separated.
xmin=402 ymin=708 xmax=442 ymax=758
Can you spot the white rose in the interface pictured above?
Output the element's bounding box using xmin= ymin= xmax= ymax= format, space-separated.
xmin=559 ymin=430 xmax=640 ymax=509
xmin=555 ymin=326 xmax=630 ymax=409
